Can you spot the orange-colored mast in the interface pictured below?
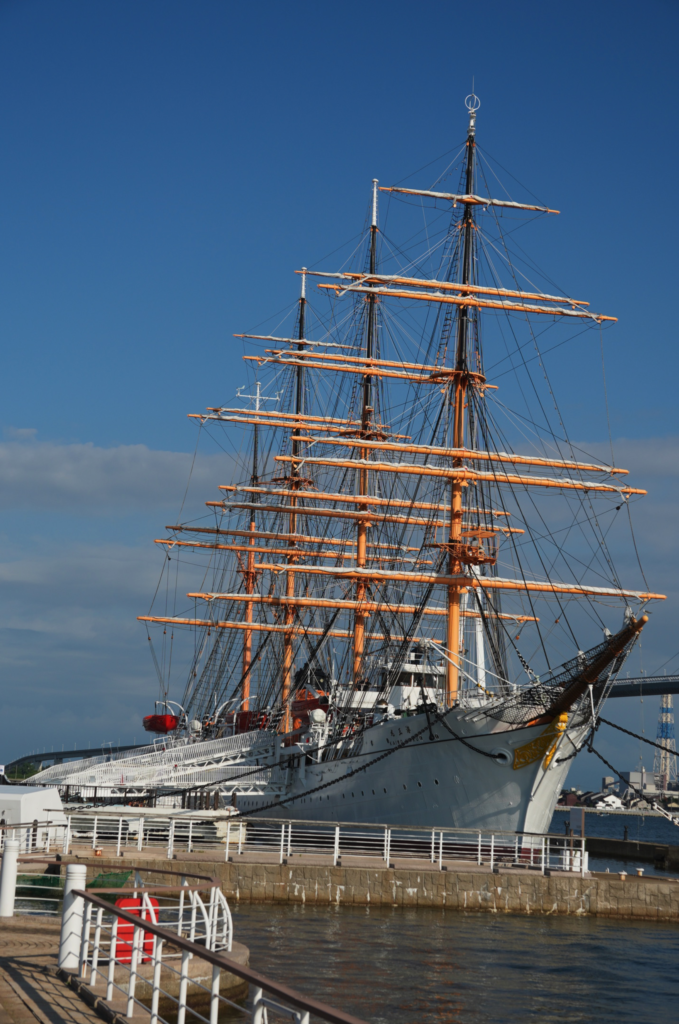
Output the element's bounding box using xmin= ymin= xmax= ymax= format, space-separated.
xmin=234 ymin=379 xmax=282 ymax=711
xmin=237 ymin=384 xmax=266 ymax=712
xmin=446 ymin=96 xmax=479 ymax=706
xmin=353 ymin=180 xmax=379 ymax=683
xmin=280 ymin=269 xmax=308 ymax=732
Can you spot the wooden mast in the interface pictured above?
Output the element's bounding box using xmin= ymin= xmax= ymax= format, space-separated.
xmin=241 ymin=401 xmax=258 ymax=712
xmin=353 ymin=180 xmax=379 ymax=683
xmin=281 ymin=269 xmax=307 ymax=731
xmin=446 ymin=97 xmax=479 ymax=706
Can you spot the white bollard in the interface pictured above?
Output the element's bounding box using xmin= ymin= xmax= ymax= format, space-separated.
xmin=58 ymin=863 xmax=88 ymax=970
xmin=0 ymin=839 xmax=20 ymax=917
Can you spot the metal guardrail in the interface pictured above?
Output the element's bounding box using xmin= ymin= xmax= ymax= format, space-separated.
xmin=65 ymin=871 xmax=367 ymax=1024
xmin=226 ymin=818 xmax=588 ymax=875
xmin=15 ymin=871 xmax=64 ymax=915
xmin=58 ymin=810 xmax=589 ymax=875
xmin=0 ymin=818 xmax=69 ymax=855
xmin=0 ymin=857 xmax=233 ymax=948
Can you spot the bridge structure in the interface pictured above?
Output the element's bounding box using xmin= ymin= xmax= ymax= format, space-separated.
xmin=605 ymin=675 xmax=679 ymax=698
xmin=4 ymin=742 xmax=148 ymax=774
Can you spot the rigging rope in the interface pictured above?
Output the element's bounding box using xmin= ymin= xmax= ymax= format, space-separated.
xmin=589 ymin=745 xmax=647 ymax=802
xmin=233 ymin=712 xmax=503 ymax=819
xmin=599 ymin=324 xmax=615 ymax=468
xmin=598 ymin=715 xmax=679 ymax=756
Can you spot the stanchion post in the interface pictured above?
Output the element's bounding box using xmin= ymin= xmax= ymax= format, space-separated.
xmin=210 ymin=963 xmax=220 ymax=1024
xmin=252 ymin=986 xmax=264 ymax=1024
xmin=62 ymin=818 xmax=71 ymax=855
xmin=0 ymin=839 xmax=20 ymax=917
xmin=58 ymin=863 xmax=88 ymax=970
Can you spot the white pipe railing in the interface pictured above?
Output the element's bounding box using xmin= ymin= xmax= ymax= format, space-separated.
xmin=59 ymin=810 xmax=589 ymax=876
xmin=71 ymin=885 xmax=367 ymax=1024
xmin=0 ymin=839 xmax=20 ymax=916
xmin=0 ymin=818 xmax=69 ymax=855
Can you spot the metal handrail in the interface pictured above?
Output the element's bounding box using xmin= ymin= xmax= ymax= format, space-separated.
xmin=64 ymin=808 xmax=571 ymax=837
xmin=76 ymin=888 xmax=368 ymax=1024
xmin=0 ymin=818 xmax=60 ymax=830
xmin=59 ymin=811 xmax=588 ymax=875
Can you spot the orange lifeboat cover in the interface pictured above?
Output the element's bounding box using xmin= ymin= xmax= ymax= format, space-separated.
xmin=142 ymin=714 xmax=179 ymax=734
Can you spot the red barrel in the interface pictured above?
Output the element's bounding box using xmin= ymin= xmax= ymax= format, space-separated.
xmin=113 ymin=897 xmax=159 ymax=963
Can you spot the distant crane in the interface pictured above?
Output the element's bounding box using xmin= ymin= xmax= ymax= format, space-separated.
xmin=653 ymin=694 xmax=678 ymax=791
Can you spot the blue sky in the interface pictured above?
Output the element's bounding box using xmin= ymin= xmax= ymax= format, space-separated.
xmin=0 ymin=0 xmax=678 ymax=789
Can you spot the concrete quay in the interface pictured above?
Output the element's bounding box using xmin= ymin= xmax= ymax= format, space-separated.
xmin=50 ymin=850 xmax=679 ymax=922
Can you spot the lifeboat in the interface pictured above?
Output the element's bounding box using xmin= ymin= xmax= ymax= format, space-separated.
xmin=142 ymin=713 xmax=179 ymax=734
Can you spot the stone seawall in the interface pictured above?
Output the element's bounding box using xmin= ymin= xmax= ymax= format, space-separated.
xmin=71 ymin=856 xmax=679 ymax=922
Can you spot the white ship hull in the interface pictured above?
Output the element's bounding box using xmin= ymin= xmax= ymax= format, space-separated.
xmin=29 ymin=707 xmax=583 ymax=834
xmin=238 ymin=708 xmax=584 ymax=834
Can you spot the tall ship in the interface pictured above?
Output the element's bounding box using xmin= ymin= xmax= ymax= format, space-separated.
xmin=33 ymin=96 xmax=665 ymax=834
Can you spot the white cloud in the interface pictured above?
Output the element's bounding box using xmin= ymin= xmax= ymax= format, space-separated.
xmin=0 ymin=438 xmax=231 ymax=512
xmin=0 ymin=431 xmax=676 ymax=774
xmin=3 ymin=427 xmax=38 ymax=440
xmin=579 ymin=436 xmax=679 ymax=481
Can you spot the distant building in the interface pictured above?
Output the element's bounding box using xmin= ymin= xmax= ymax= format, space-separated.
xmin=620 ymin=769 xmax=657 ymax=796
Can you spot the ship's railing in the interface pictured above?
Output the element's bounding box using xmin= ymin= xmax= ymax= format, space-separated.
xmin=52 ymin=765 xmax=273 ymax=793
xmin=59 ymin=810 xmax=588 ymax=875
xmin=57 ymin=865 xmax=366 ymax=1024
xmin=30 ymin=730 xmax=273 ymax=786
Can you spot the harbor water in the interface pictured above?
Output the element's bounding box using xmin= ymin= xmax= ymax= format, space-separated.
xmin=550 ymin=807 xmax=679 ymax=874
xmin=232 ymin=902 xmax=679 ymax=1024
xmin=550 ymin=807 xmax=679 ymax=845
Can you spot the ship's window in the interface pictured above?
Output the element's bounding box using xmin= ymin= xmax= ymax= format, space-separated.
xmin=361 ymin=791 xmax=364 ymax=796
xmin=403 ymin=784 xmax=407 ymax=790
xmin=383 ymin=788 xmax=387 ymax=793
xmin=372 ymin=789 xmax=375 ymax=795
xmin=435 ymin=779 xmax=439 ymax=785
xmin=417 ymin=781 xmax=422 ymax=787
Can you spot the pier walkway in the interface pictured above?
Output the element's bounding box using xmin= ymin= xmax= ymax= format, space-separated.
xmin=0 ymin=919 xmax=99 ymax=1024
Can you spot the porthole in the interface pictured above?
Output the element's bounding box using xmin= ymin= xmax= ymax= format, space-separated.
xmin=361 ymin=791 xmax=364 ymax=796
xmin=372 ymin=789 xmax=375 ymax=795
xmin=417 ymin=781 xmax=422 ymax=788
xmin=434 ymin=779 xmax=439 ymax=785
xmin=403 ymin=784 xmax=407 ymax=790
xmin=383 ymin=787 xmax=387 ymax=793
